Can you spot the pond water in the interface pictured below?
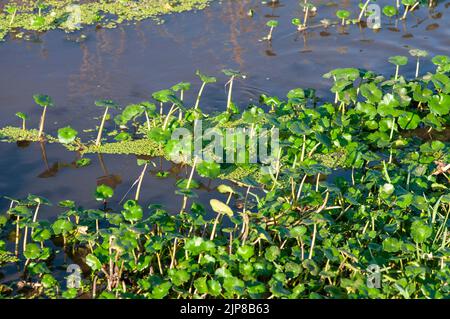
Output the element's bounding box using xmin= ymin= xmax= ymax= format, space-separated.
xmin=0 ymin=0 xmax=449 ymax=216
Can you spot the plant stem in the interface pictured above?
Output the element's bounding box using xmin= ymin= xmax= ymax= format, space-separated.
xmin=301 ymin=135 xmax=306 ymax=162
xmin=295 ymin=174 xmax=308 ymax=202
xmin=9 ymin=8 xmax=17 ymax=26
xmin=30 ymin=203 xmax=41 ymax=239
xmin=162 ymin=105 xmax=179 ymax=130
xmin=333 ymin=76 xmax=338 ymax=103
xmin=308 ymin=223 xmax=317 ymax=259
xmin=226 ymin=192 xmax=233 ymax=205
xmin=144 ymin=111 xmax=151 ymax=130
xmin=267 ymin=26 xmax=274 ymax=40
xmin=186 ymin=156 xmax=198 ymax=189
xmin=169 ymin=238 xmax=177 ymax=269
xmin=180 ymin=156 xmax=199 ymax=213
xmin=179 ymin=90 xmax=184 ymax=121
xmin=270 ymin=147 xmax=282 ymax=191
xmin=358 ymin=0 xmax=371 ymax=22
xmin=22 ymin=226 xmax=28 ymax=254
xmin=95 ymin=107 xmax=109 ymax=146
xmin=22 ymin=119 xmax=26 ymax=131
xmin=194 ymin=82 xmax=206 ymax=110
xmin=38 ymin=106 xmax=47 ymax=139
xmin=210 ymin=213 xmax=222 ymax=240
xmin=303 ymin=5 xmax=309 ymax=26
xmin=395 ymin=65 xmax=399 ymax=80
xmin=389 ymin=117 xmax=396 ymax=164
xmin=226 ymin=76 xmax=235 ymax=111
xmin=135 ymin=163 xmax=148 ymax=201
xmin=15 ymin=216 xmax=19 ymax=257
xmin=415 ymin=57 xmax=420 ymax=78
xmin=402 ymin=5 xmax=409 ymax=20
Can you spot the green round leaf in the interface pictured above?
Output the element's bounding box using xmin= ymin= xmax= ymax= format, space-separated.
xmin=95 ymin=184 xmax=114 ymax=201
xmin=410 ymin=220 xmax=432 ymax=243
xmin=57 ymin=126 xmax=78 ymax=144
xmin=210 ymin=199 xmax=233 ymax=217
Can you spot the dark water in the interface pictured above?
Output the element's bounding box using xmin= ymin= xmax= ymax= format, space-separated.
xmin=0 ymin=0 xmax=449 ymax=215
xmin=0 ymin=141 xmax=241 ymax=219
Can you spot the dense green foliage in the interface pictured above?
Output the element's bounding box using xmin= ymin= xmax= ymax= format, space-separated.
xmin=0 ymin=51 xmax=449 ymax=298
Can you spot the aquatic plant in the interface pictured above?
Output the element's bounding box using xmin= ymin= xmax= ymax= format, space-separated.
xmin=171 ymin=82 xmax=191 ymax=120
xmin=15 ymin=112 xmax=28 ymax=130
xmin=383 ymin=5 xmax=398 ymax=17
xmin=388 ymin=56 xmax=408 ymax=80
xmin=222 ymin=69 xmax=246 ymax=112
xmin=209 ymin=199 xmax=233 ymax=240
xmin=4 ymin=4 xmax=18 ymax=27
xmin=409 ymin=49 xmax=428 ymax=78
xmin=57 ymin=126 xmax=78 ymax=144
xmin=134 ymin=159 xmax=149 ymax=202
xmin=152 ymin=89 xmax=184 ymax=130
xmin=401 ymin=0 xmax=419 ymax=20
xmin=33 ymin=94 xmax=54 ymax=139
xmin=194 ymin=70 xmax=217 ymax=111
xmin=0 ymin=0 xmax=212 ymax=42
xmin=139 ymin=101 xmax=157 ymax=130
xmin=94 ymin=99 xmax=120 ymax=146
xmin=0 ymin=56 xmax=449 ymax=299
xmin=357 ymin=0 xmax=371 ymax=22
xmin=336 ymin=10 xmax=350 ymax=26
xmin=265 ymin=20 xmax=278 ymax=41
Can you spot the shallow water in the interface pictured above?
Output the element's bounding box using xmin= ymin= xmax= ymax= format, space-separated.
xmin=0 ymin=0 xmax=449 ymax=214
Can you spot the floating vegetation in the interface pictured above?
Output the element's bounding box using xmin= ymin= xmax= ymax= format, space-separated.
xmin=0 ymin=0 xmax=211 ymax=41
xmin=0 ymin=126 xmax=55 ymax=143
